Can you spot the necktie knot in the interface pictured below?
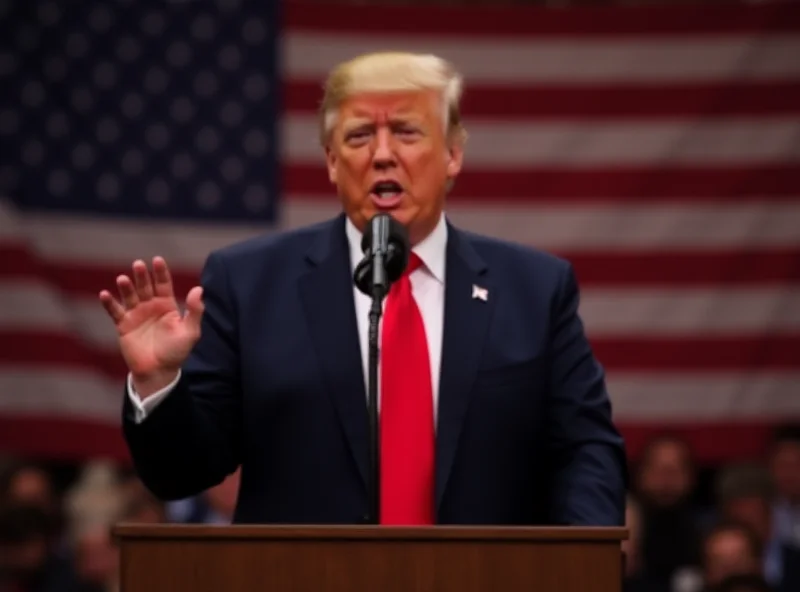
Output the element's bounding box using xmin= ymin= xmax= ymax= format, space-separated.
xmin=403 ymin=253 xmax=423 ymax=278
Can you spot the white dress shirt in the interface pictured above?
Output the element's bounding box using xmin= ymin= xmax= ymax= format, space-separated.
xmin=127 ymin=214 xmax=448 ymax=425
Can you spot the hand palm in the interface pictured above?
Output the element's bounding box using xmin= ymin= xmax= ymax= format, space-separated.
xmin=118 ymin=296 xmax=194 ymax=376
xmin=99 ymin=257 xmax=204 ymax=384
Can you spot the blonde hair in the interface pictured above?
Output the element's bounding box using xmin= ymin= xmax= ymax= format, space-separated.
xmin=318 ymin=51 xmax=467 ymax=147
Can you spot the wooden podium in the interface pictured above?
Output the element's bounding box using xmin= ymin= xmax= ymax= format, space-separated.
xmin=113 ymin=524 xmax=626 ymax=592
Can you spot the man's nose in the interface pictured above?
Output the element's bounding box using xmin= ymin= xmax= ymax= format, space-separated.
xmin=371 ymin=128 xmax=395 ymax=168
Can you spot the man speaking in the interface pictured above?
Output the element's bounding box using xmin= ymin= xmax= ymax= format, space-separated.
xmin=99 ymin=52 xmax=627 ymax=526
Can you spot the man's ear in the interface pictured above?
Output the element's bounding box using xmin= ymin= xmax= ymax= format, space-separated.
xmin=325 ymin=145 xmax=337 ymax=185
xmin=445 ymin=140 xmax=464 ymax=179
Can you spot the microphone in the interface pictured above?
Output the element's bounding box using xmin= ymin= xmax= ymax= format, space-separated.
xmin=353 ymin=213 xmax=410 ymax=301
xmin=352 ymin=213 xmax=409 ymax=525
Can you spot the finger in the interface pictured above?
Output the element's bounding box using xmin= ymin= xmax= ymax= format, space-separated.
xmin=152 ymin=256 xmax=174 ymax=298
xmin=99 ymin=290 xmax=126 ymax=324
xmin=183 ymin=286 xmax=205 ymax=336
xmin=116 ymin=275 xmax=139 ymax=309
xmin=132 ymin=259 xmax=154 ymax=301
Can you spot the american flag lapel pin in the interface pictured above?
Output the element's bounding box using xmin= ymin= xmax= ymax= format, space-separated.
xmin=472 ymin=284 xmax=488 ymax=302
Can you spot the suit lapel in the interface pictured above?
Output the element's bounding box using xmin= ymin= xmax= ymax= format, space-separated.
xmin=435 ymin=225 xmax=495 ymax=512
xmin=299 ymin=215 xmax=369 ymax=490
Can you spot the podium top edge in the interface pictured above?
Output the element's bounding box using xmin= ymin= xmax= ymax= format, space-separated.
xmin=111 ymin=524 xmax=627 ymax=542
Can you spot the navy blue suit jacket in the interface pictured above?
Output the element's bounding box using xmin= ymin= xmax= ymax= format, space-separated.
xmin=123 ymin=214 xmax=627 ymax=525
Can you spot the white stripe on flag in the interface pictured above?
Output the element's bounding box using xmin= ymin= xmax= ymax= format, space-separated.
xmin=285 ymin=33 xmax=800 ymax=83
xmin=607 ymin=372 xmax=800 ymax=420
xmin=0 ymin=371 xmax=121 ymax=421
xmin=580 ymin=288 xmax=800 ymax=336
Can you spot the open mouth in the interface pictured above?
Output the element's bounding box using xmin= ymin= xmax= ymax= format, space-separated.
xmin=371 ymin=181 xmax=403 ymax=198
xmin=369 ymin=181 xmax=404 ymax=208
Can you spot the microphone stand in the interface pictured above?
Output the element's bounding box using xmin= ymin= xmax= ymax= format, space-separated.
xmin=366 ymin=248 xmax=388 ymax=525
xmin=367 ymin=251 xmax=389 ymax=524
xmin=367 ymin=289 xmax=382 ymax=525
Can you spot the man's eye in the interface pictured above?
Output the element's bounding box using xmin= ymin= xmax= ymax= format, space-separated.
xmin=346 ymin=131 xmax=370 ymax=141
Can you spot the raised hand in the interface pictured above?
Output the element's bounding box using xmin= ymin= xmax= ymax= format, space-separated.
xmin=99 ymin=256 xmax=204 ymax=398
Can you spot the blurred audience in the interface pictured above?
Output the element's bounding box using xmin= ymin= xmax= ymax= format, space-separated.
xmin=631 ymin=434 xmax=704 ymax=591
xmin=714 ymin=574 xmax=774 ymax=592
xmin=623 ymin=494 xmax=642 ymax=577
xmin=702 ymin=521 xmax=764 ymax=589
xmin=0 ymin=502 xmax=73 ymax=592
xmin=766 ymin=425 xmax=800 ymax=592
xmin=0 ymin=460 xmax=170 ymax=592
xmin=716 ymin=463 xmax=780 ymax=586
xmin=621 ymin=424 xmax=800 ymax=592
xmin=768 ymin=425 xmax=800 ymax=547
xmin=0 ymin=462 xmax=58 ymax=517
xmin=2 ymin=423 xmax=799 ymax=592
xmin=164 ymin=468 xmax=240 ymax=524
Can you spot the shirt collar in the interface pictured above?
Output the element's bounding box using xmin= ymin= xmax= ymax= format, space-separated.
xmin=345 ymin=213 xmax=447 ymax=284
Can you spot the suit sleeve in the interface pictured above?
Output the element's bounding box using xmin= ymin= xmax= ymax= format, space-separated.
xmin=121 ymin=251 xmax=242 ymax=501
xmin=545 ymin=261 xmax=628 ymax=525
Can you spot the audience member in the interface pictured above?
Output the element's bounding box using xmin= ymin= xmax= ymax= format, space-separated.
xmin=63 ymin=462 xmax=129 ymax=592
xmin=0 ymin=502 xmax=76 ymax=592
xmin=635 ymin=435 xmax=703 ymax=590
xmin=702 ymin=521 xmax=764 ymax=589
xmin=716 ymin=463 xmax=781 ymax=586
xmin=0 ymin=462 xmax=57 ymax=516
xmin=1 ymin=424 xmax=796 ymax=591
xmin=768 ymin=424 xmax=800 ymax=547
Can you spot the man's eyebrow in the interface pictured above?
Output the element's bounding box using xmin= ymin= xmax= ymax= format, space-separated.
xmin=341 ymin=119 xmax=373 ymax=130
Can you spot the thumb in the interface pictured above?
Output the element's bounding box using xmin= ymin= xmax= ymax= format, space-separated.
xmin=183 ymin=286 xmax=204 ymax=334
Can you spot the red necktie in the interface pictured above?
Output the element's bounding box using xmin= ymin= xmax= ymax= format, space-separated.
xmin=380 ymin=253 xmax=435 ymax=525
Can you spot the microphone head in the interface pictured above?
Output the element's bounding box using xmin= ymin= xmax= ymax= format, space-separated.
xmin=353 ymin=213 xmax=410 ymax=296
xmin=362 ymin=213 xmax=410 ymax=282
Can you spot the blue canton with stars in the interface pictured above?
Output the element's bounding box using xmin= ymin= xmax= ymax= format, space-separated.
xmin=0 ymin=0 xmax=280 ymax=223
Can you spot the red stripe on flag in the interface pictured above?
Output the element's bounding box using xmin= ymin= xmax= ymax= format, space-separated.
xmin=2 ymin=331 xmax=799 ymax=373
xmin=0 ymin=415 xmax=780 ymax=465
xmin=0 ymin=416 xmax=130 ymax=464
xmin=2 ymin=332 xmax=128 ymax=378
xmin=285 ymin=2 xmax=800 ymax=37
xmin=285 ymin=164 xmax=800 ymax=201
xmin=0 ymin=245 xmax=202 ymax=300
xmin=591 ymin=336 xmax=800 ymax=371
xmin=286 ymin=80 xmax=800 ymax=119
xmin=564 ymin=249 xmax=800 ymax=287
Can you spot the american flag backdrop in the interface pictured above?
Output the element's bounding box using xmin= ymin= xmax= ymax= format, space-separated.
xmin=1 ymin=0 xmax=799 ymax=465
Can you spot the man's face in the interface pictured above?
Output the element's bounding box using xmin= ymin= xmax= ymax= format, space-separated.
xmin=325 ymin=90 xmax=463 ymax=246
xmin=7 ymin=468 xmax=55 ymax=514
xmin=704 ymin=530 xmax=760 ymax=586
xmin=638 ymin=440 xmax=694 ymax=507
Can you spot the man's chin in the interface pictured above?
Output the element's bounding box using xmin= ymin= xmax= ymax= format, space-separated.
xmin=360 ymin=206 xmax=413 ymax=226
